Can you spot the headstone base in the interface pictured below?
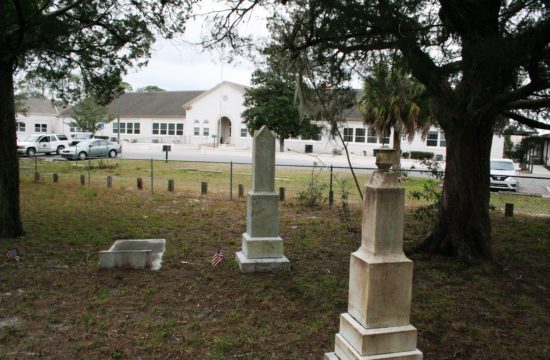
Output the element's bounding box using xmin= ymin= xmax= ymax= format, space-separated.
xmin=235 ymin=251 xmax=290 ymax=273
xmin=330 ymin=332 xmax=422 ymax=360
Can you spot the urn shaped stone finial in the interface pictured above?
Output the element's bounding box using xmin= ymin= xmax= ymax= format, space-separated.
xmin=375 ymin=146 xmax=398 ymax=171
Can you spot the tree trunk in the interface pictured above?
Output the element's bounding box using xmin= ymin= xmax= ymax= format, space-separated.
xmin=417 ymin=121 xmax=494 ymax=260
xmin=392 ymin=128 xmax=402 ymax=169
xmin=279 ymin=137 xmax=284 ymax=152
xmin=0 ymin=65 xmax=24 ymax=238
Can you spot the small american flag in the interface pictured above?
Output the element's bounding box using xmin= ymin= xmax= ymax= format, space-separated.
xmin=211 ymin=247 xmax=224 ymax=267
xmin=5 ymin=248 xmax=22 ymax=262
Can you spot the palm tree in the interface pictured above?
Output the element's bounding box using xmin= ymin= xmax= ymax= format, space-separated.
xmin=359 ymin=57 xmax=432 ymax=167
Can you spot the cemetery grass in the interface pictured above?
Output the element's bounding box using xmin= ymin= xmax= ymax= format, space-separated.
xmin=0 ymin=181 xmax=549 ymax=359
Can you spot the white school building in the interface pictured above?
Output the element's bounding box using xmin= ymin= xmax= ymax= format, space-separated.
xmin=17 ymin=81 xmax=505 ymax=159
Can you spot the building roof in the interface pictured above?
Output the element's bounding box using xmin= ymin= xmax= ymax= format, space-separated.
xmin=60 ymin=90 xmax=205 ymax=118
xmin=20 ymin=97 xmax=59 ymax=115
xmin=183 ymin=81 xmax=248 ymax=109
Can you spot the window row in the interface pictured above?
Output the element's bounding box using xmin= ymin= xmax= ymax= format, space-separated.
xmin=114 ymin=122 xmax=141 ymax=134
xmin=426 ymin=130 xmax=446 ymax=147
xmin=16 ymin=122 xmax=26 ymax=132
xmin=152 ymin=123 xmax=183 ymax=135
xmin=194 ymin=119 xmax=210 ymax=124
xmin=35 ymin=123 xmax=47 ymax=133
xmin=343 ymin=127 xmax=389 ymax=144
xmin=194 ymin=127 xmax=210 ymax=136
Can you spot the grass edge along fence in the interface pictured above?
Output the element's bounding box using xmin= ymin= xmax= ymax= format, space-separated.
xmin=18 ymin=157 xmax=550 ymax=218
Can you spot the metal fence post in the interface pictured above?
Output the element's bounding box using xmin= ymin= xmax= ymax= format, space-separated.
xmin=150 ymin=158 xmax=154 ymax=194
xmin=238 ymin=184 xmax=244 ymax=198
xmin=168 ymin=179 xmax=174 ymax=192
xmin=201 ymin=181 xmax=208 ymax=195
xmin=53 ymin=173 xmax=59 ymax=183
xmin=230 ymin=161 xmax=233 ymax=200
xmin=279 ymin=187 xmax=285 ymax=201
xmin=329 ymin=164 xmax=334 ymax=207
xmin=87 ymin=153 xmax=91 ymax=187
xmin=80 ymin=174 xmax=85 ymax=186
xmin=137 ymin=177 xmax=143 ymax=190
xmin=34 ymin=154 xmax=38 ymax=182
xmin=107 ymin=176 xmax=112 ymax=188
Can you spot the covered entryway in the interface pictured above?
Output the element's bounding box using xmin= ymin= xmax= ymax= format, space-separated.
xmin=219 ymin=116 xmax=232 ymax=145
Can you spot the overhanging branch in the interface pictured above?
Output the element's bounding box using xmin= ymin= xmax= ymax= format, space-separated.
xmin=502 ymin=111 xmax=550 ymax=130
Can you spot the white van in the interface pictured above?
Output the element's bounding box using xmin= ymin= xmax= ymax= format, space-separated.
xmin=490 ymin=159 xmax=519 ymax=192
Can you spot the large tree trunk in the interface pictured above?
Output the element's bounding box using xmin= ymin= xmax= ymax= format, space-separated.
xmin=0 ymin=64 xmax=24 ymax=238
xmin=418 ymin=121 xmax=494 ymax=260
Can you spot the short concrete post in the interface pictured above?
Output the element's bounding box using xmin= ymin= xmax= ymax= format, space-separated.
xmin=505 ymin=203 xmax=514 ymax=217
xmin=325 ymin=148 xmax=422 ymax=360
xmin=238 ymin=184 xmax=244 ymax=198
xmin=107 ymin=176 xmax=112 ymax=188
xmin=80 ymin=174 xmax=85 ymax=186
xmin=201 ymin=181 xmax=208 ymax=195
xmin=235 ymin=126 xmax=290 ymax=273
xmin=53 ymin=173 xmax=59 ymax=183
xmin=279 ymin=187 xmax=285 ymax=201
xmin=34 ymin=172 xmax=40 ymax=182
xmin=137 ymin=177 xmax=143 ymax=190
xmin=168 ymin=179 xmax=175 ymax=192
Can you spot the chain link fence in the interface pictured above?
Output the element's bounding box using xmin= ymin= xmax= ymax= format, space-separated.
xmin=18 ymin=156 xmax=550 ymax=219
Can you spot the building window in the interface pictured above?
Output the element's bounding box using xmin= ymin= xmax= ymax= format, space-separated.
xmin=241 ymin=128 xmax=247 ymax=137
xmin=112 ymin=123 xmax=118 ymax=134
xmin=35 ymin=123 xmax=47 ymax=132
xmin=16 ymin=122 xmax=26 ymax=132
xmin=367 ymin=128 xmax=378 ymax=143
xmin=381 ymin=130 xmax=390 ymax=145
xmin=203 ymin=120 xmax=209 ymax=124
xmin=426 ymin=130 xmax=438 ymax=147
xmin=427 ymin=130 xmax=446 ymax=147
xmin=160 ymin=123 xmax=167 ymax=135
xmin=194 ymin=119 xmax=200 ymax=124
xmin=176 ymin=123 xmax=183 ymax=135
xmin=134 ymin=123 xmax=140 ymax=134
xmin=439 ymin=131 xmax=446 ymax=147
xmin=168 ymin=123 xmax=175 ymax=135
xmin=203 ymin=127 xmax=210 ymax=136
xmin=355 ymin=128 xmax=365 ymax=143
xmin=119 ymin=122 xmax=126 ymax=134
xmin=194 ymin=127 xmax=200 ymax=136
xmin=152 ymin=123 xmax=159 ymax=135
xmin=343 ymin=128 xmax=353 ymax=142
xmin=126 ymin=122 xmax=134 ymax=134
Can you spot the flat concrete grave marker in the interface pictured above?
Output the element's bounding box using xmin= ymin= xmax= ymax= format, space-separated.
xmin=236 ymin=126 xmax=290 ymax=273
xmin=99 ymin=239 xmax=166 ymax=270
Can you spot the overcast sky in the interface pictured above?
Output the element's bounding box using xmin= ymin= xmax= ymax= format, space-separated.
xmin=122 ymin=2 xmax=267 ymax=92
xmin=122 ymin=37 xmax=258 ymax=91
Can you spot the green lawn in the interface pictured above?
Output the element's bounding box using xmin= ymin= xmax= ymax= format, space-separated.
xmin=0 ymin=178 xmax=549 ymax=359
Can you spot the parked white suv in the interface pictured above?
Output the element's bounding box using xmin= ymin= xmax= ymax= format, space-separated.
xmin=17 ymin=134 xmax=70 ymax=157
xmin=490 ymin=159 xmax=519 ymax=192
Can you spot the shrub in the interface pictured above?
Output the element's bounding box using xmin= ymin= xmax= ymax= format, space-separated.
xmin=402 ymin=152 xmax=410 ymax=159
xmin=410 ymin=151 xmax=434 ymax=160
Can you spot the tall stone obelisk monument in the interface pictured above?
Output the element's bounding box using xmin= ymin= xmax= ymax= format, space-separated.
xmin=325 ymin=149 xmax=422 ymax=360
xmin=235 ymin=126 xmax=290 ymax=273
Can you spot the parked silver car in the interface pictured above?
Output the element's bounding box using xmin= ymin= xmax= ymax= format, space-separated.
xmin=60 ymin=139 xmax=121 ymax=160
xmin=490 ymin=159 xmax=519 ymax=192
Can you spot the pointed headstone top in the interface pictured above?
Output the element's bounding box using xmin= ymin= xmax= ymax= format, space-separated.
xmin=254 ymin=125 xmax=275 ymax=141
xmin=252 ymin=125 xmax=275 ymax=192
